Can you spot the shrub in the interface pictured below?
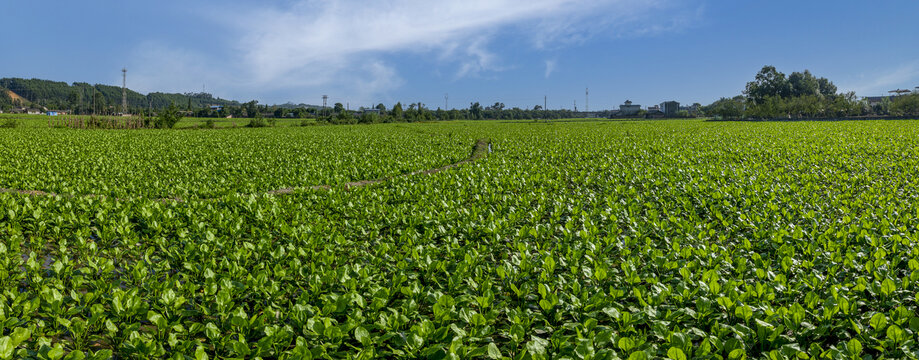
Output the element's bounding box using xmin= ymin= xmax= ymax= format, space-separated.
xmin=0 ymin=118 xmax=18 ymax=128
xmin=359 ymin=112 xmax=381 ymax=124
xmin=156 ymin=103 xmax=183 ymax=129
xmin=333 ymin=111 xmax=355 ymax=125
xmin=246 ymin=114 xmax=268 ymax=128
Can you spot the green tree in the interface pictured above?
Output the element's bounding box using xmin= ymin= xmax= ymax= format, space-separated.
xmin=788 ymin=70 xmax=820 ymax=97
xmin=359 ymin=111 xmax=380 ymax=124
xmin=92 ymin=90 xmax=107 ymax=115
xmin=334 ymin=110 xmax=354 ymax=124
xmin=67 ymin=90 xmax=81 ymax=111
xmin=0 ymin=89 xmax=12 ymax=111
xmin=744 ymin=65 xmax=790 ymax=104
xmin=705 ymin=96 xmax=745 ymax=119
xmin=156 ymin=102 xmax=183 ymax=128
xmin=391 ymin=102 xmax=404 ymax=120
xmin=243 ymin=100 xmax=259 ymax=118
xmin=246 ymin=111 xmax=269 ymax=127
xmin=817 ymin=77 xmax=837 ymax=97
xmin=333 ymin=102 xmax=345 ymax=113
xmin=469 ymin=102 xmax=483 ymax=120
xmin=890 ymin=94 xmax=919 ymax=117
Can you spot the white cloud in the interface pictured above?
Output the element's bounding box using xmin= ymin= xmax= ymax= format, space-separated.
xmin=455 ymin=37 xmax=503 ymax=78
xmin=238 ymin=0 xmax=582 ymax=82
xmin=545 ymin=59 xmax=557 ymax=78
xmin=127 ymin=0 xmax=700 ymax=104
xmin=229 ymin=0 xmax=697 ymax=93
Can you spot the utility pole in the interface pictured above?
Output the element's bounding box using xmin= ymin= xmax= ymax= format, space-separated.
xmin=322 ymin=95 xmax=328 ymax=108
xmin=574 ymin=100 xmax=577 ymax=112
xmin=544 ymin=95 xmax=547 ymax=120
xmin=122 ymin=68 xmax=128 ymax=115
xmin=445 ymin=93 xmax=449 ymax=110
xmin=585 ymin=87 xmax=589 ymax=112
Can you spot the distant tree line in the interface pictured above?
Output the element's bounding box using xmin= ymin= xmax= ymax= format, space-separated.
xmin=704 ymin=66 xmax=919 ymax=119
xmin=0 ymin=78 xmax=239 ymax=114
xmin=0 ymin=77 xmax=630 ymax=121
xmin=268 ymin=101 xmax=618 ymax=124
xmin=185 ymin=100 xmax=617 ymax=124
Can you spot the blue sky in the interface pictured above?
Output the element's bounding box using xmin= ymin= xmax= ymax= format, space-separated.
xmin=3 ymin=0 xmax=918 ymax=109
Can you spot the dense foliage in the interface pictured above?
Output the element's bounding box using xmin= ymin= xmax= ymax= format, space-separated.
xmin=0 ymin=77 xmax=674 ymax=121
xmin=1 ymin=120 xmax=919 ymax=359
xmin=704 ymin=66 xmax=911 ymax=120
xmin=155 ymin=104 xmax=184 ymax=129
xmin=0 ymin=124 xmax=472 ymax=199
xmin=0 ymin=78 xmax=238 ymax=114
xmin=0 ymin=88 xmax=14 ymax=110
xmin=890 ymin=94 xmax=919 ymax=117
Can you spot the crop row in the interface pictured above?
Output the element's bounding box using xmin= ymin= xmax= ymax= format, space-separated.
xmin=0 ymin=120 xmax=918 ymax=358
xmin=0 ymin=125 xmax=475 ymax=199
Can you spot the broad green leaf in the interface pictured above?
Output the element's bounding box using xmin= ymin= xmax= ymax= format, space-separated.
xmin=846 ymin=339 xmax=861 ymax=356
xmin=628 ymin=350 xmax=648 ymax=360
xmin=354 ymin=327 xmax=370 ymax=346
xmin=667 ymin=347 xmax=687 ymax=360
xmin=195 ymin=346 xmax=209 ymax=360
xmin=870 ymin=313 xmax=888 ymax=331
xmin=0 ymin=337 xmax=12 ymax=360
xmin=9 ymin=328 xmax=29 ymax=347
xmin=487 ymin=343 xmax=502 ymax=359
xmin=62 ymin=350 xmax=85 ymax=360
xmin=886 ymin=325 xmax=906 ymax=344
xmin=880 ymin=278 xmax=896 ymax=296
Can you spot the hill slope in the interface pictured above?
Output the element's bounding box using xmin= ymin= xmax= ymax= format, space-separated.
xmin=0 ymin=88 xmax=31 ymax=108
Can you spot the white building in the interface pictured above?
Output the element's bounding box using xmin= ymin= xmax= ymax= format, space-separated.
xmin=618 ymin=100 xmax=641 ymax=116
xmin=660 ymin=101 xmax=680 ymax=116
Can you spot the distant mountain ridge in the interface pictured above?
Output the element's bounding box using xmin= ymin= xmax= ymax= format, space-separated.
xmin=0 ymin=77 xmax=241 ymax=111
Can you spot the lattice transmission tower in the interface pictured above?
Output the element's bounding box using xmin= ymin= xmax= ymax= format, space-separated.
xmin=121 ymin=68 xmax=128 ymax=114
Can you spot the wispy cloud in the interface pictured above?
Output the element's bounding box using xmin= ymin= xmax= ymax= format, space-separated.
xmin=545 ymin=60 xmax=557 ymax=78
xmin=843 ymin=61 xmax=919 ymax=96
xmin=127 ymin=0 xmax=701 ymax=104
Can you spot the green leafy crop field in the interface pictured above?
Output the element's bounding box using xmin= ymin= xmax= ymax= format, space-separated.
xmin=1 ymin=119 xmax=918 ymax=359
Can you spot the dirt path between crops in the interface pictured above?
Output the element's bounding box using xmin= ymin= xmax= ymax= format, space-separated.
xmin=0 ymin=138 xmax=492 ymax=202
